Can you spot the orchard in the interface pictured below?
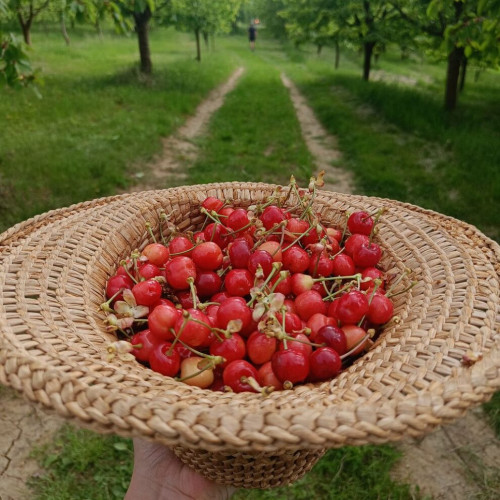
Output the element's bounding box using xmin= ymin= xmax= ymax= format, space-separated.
xmin=103 ymin=174 xmax=410 ymax=393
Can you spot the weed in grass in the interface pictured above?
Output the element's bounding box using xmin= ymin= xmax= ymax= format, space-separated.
xmin=29 ymin=425 xmax=133 ymax=500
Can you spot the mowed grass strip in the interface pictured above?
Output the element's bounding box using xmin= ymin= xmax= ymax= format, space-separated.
xmin=0 ymin=27 xmax=238 ymax=232
xmin=270 ymin=43 xmax=500 ymax=240
xmin=188 ymin=39 xmax=314 ymax=187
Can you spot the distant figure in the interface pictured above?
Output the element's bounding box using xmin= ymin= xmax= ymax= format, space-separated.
xmin=248 ymin=23 xmax=257 ymax=51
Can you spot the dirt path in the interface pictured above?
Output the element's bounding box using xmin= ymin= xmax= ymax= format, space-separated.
xmin=280 ymin=73 xmax=354 ymax=194
xmin=130 ymin=66 xmax=245 ymax=191
xmin=1 ymin=66 xmax=499 ymax=500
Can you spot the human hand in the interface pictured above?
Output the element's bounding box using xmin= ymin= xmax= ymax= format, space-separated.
xmin=125 ymin=438 xmax=236 ymax=500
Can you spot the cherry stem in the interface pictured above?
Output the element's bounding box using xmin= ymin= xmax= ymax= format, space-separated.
xmin=187 ymin=277 xmax=198 ymax=310
xmin=385 ymin=268 xmax=411 ymax=297
xmin=339 ymin=332 xmax=372 ymax=360
xmin=387 ymin=280 xmax=418 ymax=299
xmin=145 ymin=222 xmax=157 ymax=244
xmin=240 ymin=376 xmax=274 ymax=396
xmin=119 ymin=260 xmax=138 ymax=284
xmin=100 ymin=288 xmax=124 ymax=313
xmin=368 ymin=208 xmax=384 ymax=244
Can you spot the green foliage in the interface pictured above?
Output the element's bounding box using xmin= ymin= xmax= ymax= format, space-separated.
xmin=171 ymin=0 xmax=242 ymax=36
xmin=0 ymin=31 xmax=38 ymax=89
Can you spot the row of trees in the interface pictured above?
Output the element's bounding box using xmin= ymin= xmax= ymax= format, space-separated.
xmin=1 ymin=0 xmax=243 ymax=85
xmin=252 ymin=0 xmax=500 ymax=110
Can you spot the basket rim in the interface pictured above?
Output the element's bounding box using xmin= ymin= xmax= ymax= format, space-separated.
xmin=1 ymin=181 xmax=499 ymax=452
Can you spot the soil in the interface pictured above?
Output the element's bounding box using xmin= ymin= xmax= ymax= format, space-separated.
xmin=1 ymin=67 xmax=499 ymax=500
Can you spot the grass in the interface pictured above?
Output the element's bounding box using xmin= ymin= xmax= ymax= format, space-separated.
xmin=187 ymin=39 xmax=314 ymax=186
xmin=1 ymin=24 xmax=499 ymax=500
xmin=28 ymin=426 xmax=133 ymax=500
xmin=258 ymin=39 xmax=500 ymax=240
xmin=0 ymin=27 xmax=239 ymax=232
xmin=29 ymin=426 xmax=419 ymax=500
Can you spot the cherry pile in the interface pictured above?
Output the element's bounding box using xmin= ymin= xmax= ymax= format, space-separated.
xmin=103 ymin=176 xmax=404 ymax=394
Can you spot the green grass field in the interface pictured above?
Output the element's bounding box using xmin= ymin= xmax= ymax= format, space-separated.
xmin=1 ymin=24 xmax=499 ymax=500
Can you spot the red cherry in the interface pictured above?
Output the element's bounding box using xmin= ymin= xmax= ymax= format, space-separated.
xmin=282 ymin=245 xmax=310 ymax=273
xmin=246 ymin=331 xmax=277 ymax=365
xmin=224 ymin=268 xmax=253 ymax=297
xmin=367 ymin=293 xmax=394 ymax=324
xmin=148 ymin=304 xmax=180 ymax=340
xmin=248 ymin=250 xmax=274 ymax=277
xmin=168 ymin=236 xmax=194 ymax=256
xmin=106 ymin=274 xmax=133 ymax=300
xmin=279 ymin=333 xmax=312 ymax=358
xmin=260 ymin=205 xmax=286 ymax=230
xmin=285 ymin=218 xmax=310 ymax=242
xmin=342 ymin=325 xmax=369 ymax=355
xmin=165 ymin=256 xmax=197 ymax=290
xmin=331 ymin=254 xmax=356 ymax=277
xmin=290 ymin=273 xmax=314 ymax=295
xmin=141 ymin=243 xmax=170 ymax=267
xmin=201 ymin=196 xmax=224 ymax=213
xmin=360 ymin=267 xmax=385 ymax=290
xmin=344 ymin=233 xmax=370 ymax=257
xmin=315 ymin=324 xmax=347 ymax=355
xmin=226 ymin=208 xmax=250 ymax=231
xmin=130 ymin=329 xmax=160 ymax=362
xmin=309 ymin=347 xmax=342 ymax=381
xmin=257 ymin=362 xmax=283 ymax=391
xmin=271 ymin=349 xmax=309 ymax=384
xmin=138 ymin=262 xmax=161 ymax=280
xmin=209 ymin=333 xmax=246 ymax=368
xmin=216 ymin=296 xmax=252 ymax=331
xmin=336 ymin=290 xmax=369 ymax=324
xmin=149 ymin=342 xmax=181 ymax=377
xmin=306 ymin=313 xmax=335 ymax=341
xmin=348 ymin=211 xmax=374 ymax=236
xmin=228 ymin=238 xmax=251 ymax=268
xmin=223 ymin=360 xmax=259 ymax=393
xmin=192 ymin=241 xmax=223 ymax=270
xmin=294 ymin=290 xmax=327 ymax=321
xmin=194 ymin=270 xmax=222 ymax=298
xmin=203 ymin=223 xmax=231 ymax=249
xmin=308 ymin=252 xmax=334 ymax=278
xmin=132 ymin=279 xmax=162 ymax=306
xmin=174 ymin=309 xmax=212 ymax=347
xmin=353 ymin=242 xmax=382 ymax=268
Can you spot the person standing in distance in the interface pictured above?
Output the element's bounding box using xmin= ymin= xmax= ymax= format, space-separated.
xmin=248 ymin=22 xmax=257 ymax=51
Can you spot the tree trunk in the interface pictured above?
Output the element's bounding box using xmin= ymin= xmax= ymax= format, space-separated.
xmin=61 ymin=14 xmax=70 ymax=46
xmin=18 ymin=15 xmax=32 ymax=45
xmin=203 ymin=31 xmax=209 ymax=50
xmin=444 ymin=45 xmax=464 ymax=110
xmin=96 ymin=19 xmax=103 ymax=40
xmin=316 ymin=44 xmax=322 ymax=55
xmin=134 ymin=8 xmax=152 ymax=74
xmin=459 ymin=55 xmax=467 ymax=92
xmin=363 ymin=41 xmax=375 ymax=81
xmin=195 ymin=28 xmax=201 ymax=62
xmin=334 ymin=40 xmax=340 ymax=69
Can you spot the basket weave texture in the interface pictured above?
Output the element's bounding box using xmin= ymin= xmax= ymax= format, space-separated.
xmin=1 ymin=182 xmax=499 ymax=487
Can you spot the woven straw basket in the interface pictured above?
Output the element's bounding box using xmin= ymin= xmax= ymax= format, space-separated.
xmin=1 ymin=182 xmax=499 ymax=489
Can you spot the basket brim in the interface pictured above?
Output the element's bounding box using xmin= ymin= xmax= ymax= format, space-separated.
xmin=0 ymin=182 xmax=499 ymax=455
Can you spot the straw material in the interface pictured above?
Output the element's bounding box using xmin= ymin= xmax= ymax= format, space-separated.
xmin=0 ymin=182 xmax=499 ymax=487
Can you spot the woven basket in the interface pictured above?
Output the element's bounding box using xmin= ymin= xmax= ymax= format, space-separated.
xmin=1 ymin=182 xmax=499 ymax=488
